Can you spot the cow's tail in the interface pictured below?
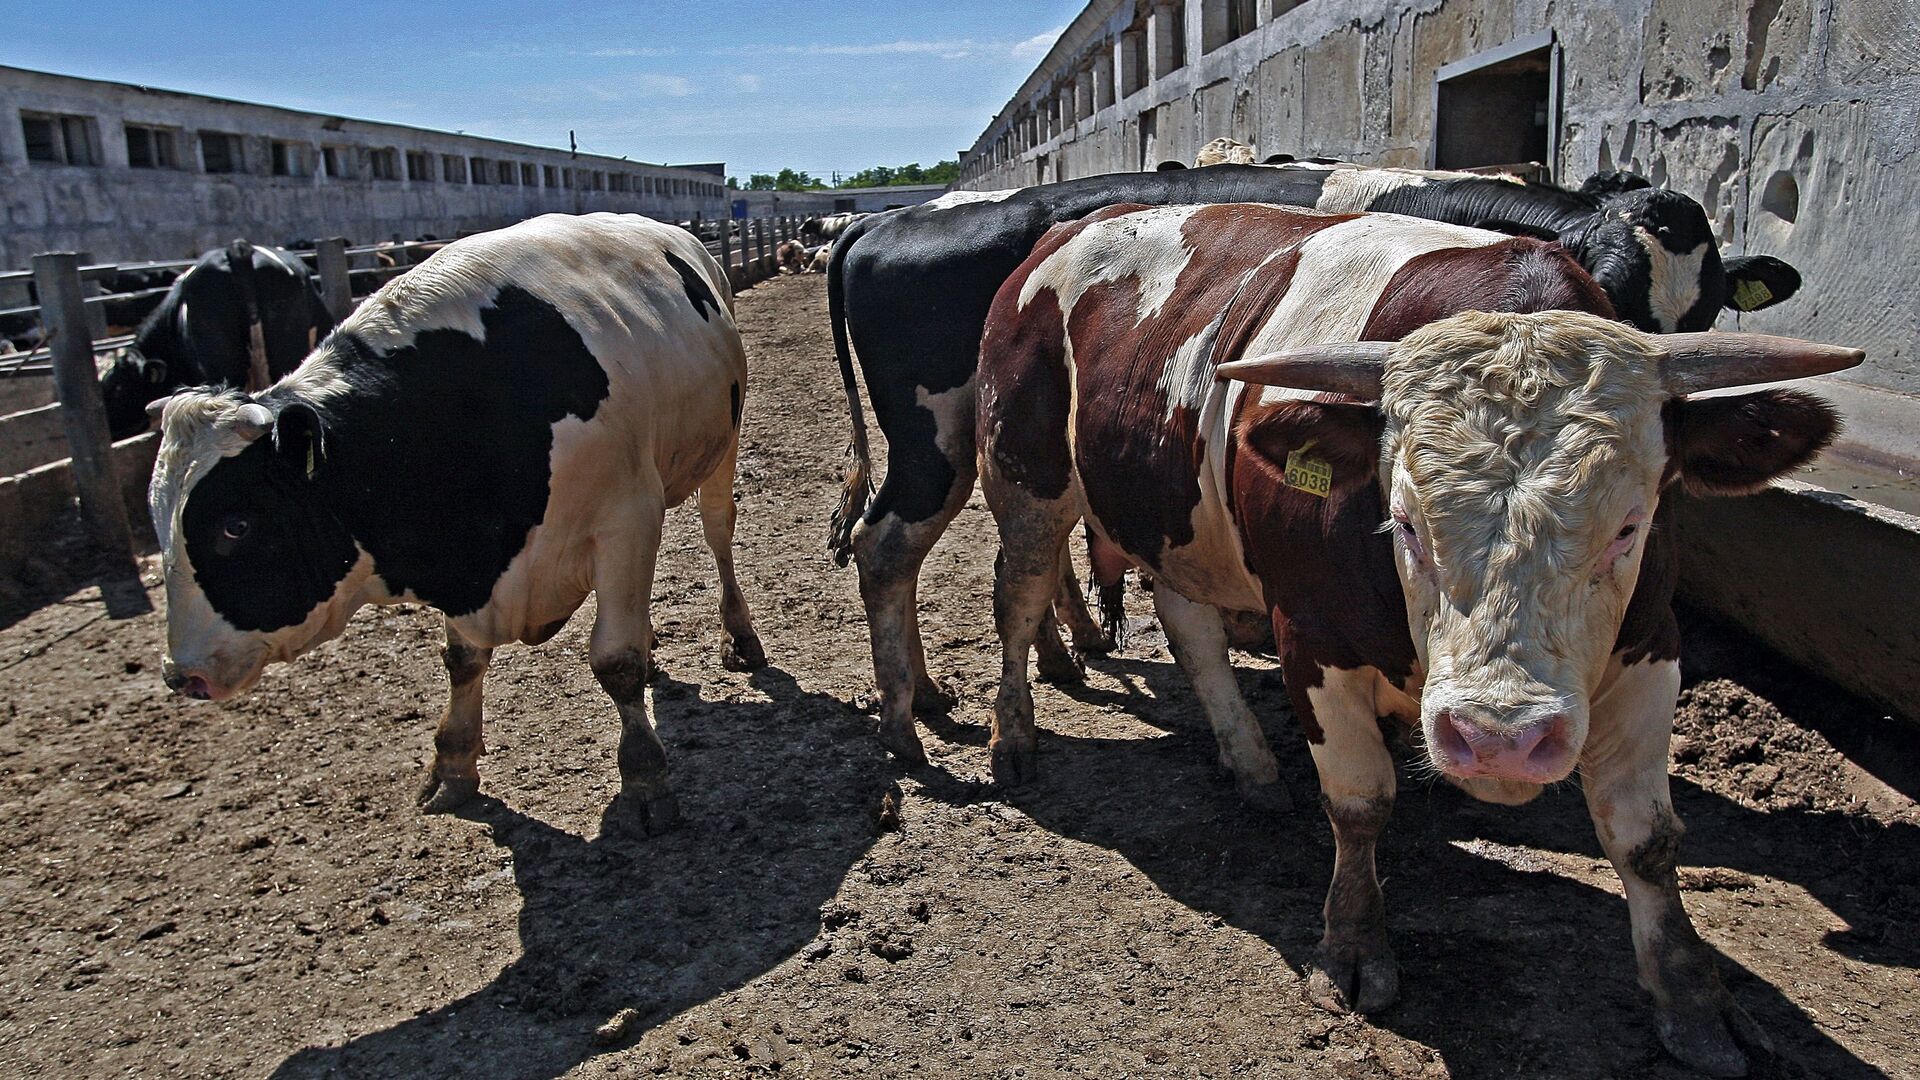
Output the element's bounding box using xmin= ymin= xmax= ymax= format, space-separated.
xmin=1086 ymin=524 xmax=1132 ymax=650
xmin=825 ymin=228 xmax=872 ymax=568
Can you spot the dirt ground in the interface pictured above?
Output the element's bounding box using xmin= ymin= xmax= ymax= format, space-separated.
xmin=1 ymin=273 xmax=1915 ymax=1080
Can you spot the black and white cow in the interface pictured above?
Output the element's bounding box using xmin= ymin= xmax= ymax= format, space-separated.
xmin=146 ymin=213 xmax=764 ymax=835
xmin=99 ymin=240 xmax=335 ymax=440
xmin=826 ymin=163 xmax=1804 ymax=769
xmin=800 ymin=212 xmax=870 ymax=247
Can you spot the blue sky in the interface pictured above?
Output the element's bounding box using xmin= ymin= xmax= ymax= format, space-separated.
xmin=0 ymin=1 xmax=1080 ymax=180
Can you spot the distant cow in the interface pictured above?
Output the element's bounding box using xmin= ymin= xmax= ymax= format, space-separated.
xmin=978 ymin=202 xmax=1860 ymax=1076
xmin=145 ymin=213 xmax=763 ymax=836
xmin=98 ymin=240 xmax=334 ymax=440
xmin=800 ymin=212 xmax=869 ymax=247
xmin=806 ymin=245 xmax=831 ymax=274
xmin=776 ymin=239 xmax=809 ymax=275
xmin=825 ymin=163 xmax=1804 ymax=770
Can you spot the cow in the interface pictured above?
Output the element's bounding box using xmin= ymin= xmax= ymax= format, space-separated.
xmin=776 ymin=239 xmax=810 ymax=275
xmin=144 ymin=213 xmax=764 ymax=836
xmin=806 ymin=245 xmax=831 ymax=274
xmin=826 ymin=162 xmax=1805 ymax=774
xmin=800 ymin=212 xmax=870 ymax=247
xmin=1195 ymin=137 xmax=1256 ymax=166
xmin=98 ymin=240 xmax=335 ymax=440
xmin=976 ymin=202 xmax=1861 ymax=1077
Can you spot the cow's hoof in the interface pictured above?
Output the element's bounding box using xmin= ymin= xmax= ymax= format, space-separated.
xmin=876 ymin=720 xmax=929 ymax=768
xmin=1655 ymin=994 xmax=1772 ymax=1078
xmin=1305 ymin=943 xmax=1398 ymax=1015
xmin=604 ymin=791 xmax=683 ymax=839
xmin=1070 ymin=630 xmax=1117 ymax=656
xmin=912 ymin=682 xmax=957 ymax=715
xmin=990 ymin=738 xmax=1038 ymax=789
xmin=1035 ymin=647 xmax=1085 ymax=685
xmin=417 ymin=772 xmax=479 ymax=814
xmin=721 ymin=634 xmax=767 ymax=672
xmin=1236 ymin=777 xmax=1294 ymax=815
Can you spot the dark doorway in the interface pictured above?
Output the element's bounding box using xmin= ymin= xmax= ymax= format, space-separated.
xmin=1431 ymin=31 xmax=1559 ymax=177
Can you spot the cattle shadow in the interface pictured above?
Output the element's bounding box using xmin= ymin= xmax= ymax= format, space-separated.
xmin=924 ymin=646 xmax=1913 ymax=1079
xmin=271 ymin=665 xmax=895 ymax=1080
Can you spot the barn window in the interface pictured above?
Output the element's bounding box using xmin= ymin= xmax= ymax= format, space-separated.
xmin=407 ymin=150 xmax=432 ymax=181
xmin=272 ymin=140 xmax=315 ymax=178
xmin=125 ymin=124 xmax=179 ymax=169
xmin=369 ymin=148 xmax=400 ymax=181
xmin=469 ymin=156 xmax=490 ymax=184
xmin=321 ymin=145 xmax=355 ymax=179
xmin=22 ymin=111 xmax=101 ymax=165
xmin=1203 ymin=0 xmax=1259 ymax=52
xmin=1121 ymin=30 xmax=1148 ymax=96
xmin=442 ymin=154 xmax=467 ymax=183
xmin=543 ymin=164 xmax=559 ymax=187
xmin=200 ymin=130 xmax=245 ymax=174
xmin=1431 ymin=30 xmax=1560 ymax=178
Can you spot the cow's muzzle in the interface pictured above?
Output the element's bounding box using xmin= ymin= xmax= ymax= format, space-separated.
xmin=161 ymin=660 xmax=213 ymax=701
xmin=1430 ymin=704 xmax=1576 ymax=784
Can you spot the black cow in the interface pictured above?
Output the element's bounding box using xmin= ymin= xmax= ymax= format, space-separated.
xmin=99 ymin=240 xmax=334 ymax=440
xmin=827 ymin=163 xmax=1804 ymax=768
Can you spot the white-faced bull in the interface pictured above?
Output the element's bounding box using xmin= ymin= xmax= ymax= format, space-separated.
xmin=146 ymin=213 xmax=764 ymax=836
xmin=976 ymin=203 xmax=1860 ymax=1076
xmin=827 ymin=163 xmax=1801 ymax=778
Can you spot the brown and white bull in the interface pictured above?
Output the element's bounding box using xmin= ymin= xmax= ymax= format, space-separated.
xmin=776 ymin=239 xmax=809 ymax=275
xmin=145 ymin=213 xmax=764 ymax=836
xmin=977 ymin=203 xmax=1860 ymax=1075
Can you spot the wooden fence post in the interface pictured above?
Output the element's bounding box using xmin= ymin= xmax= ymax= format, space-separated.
xmin=75 ymin=251 xmax=109 ymax=339
xmin=718 ymin=218 xmax=733 ymax=283
xmin=31 ymin=252 xmax=151 ymax=618
xmin=316 ymin=238 xmax=352 ymax=321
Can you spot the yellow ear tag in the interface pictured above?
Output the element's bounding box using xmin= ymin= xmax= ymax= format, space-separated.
xmin=1284 ymin=440 xmax=1333 ymax=498
xmin=305 ymin=443 xmax=317 ymax=479
xmin=1731 ymin=278 xmax=1773 ymax=311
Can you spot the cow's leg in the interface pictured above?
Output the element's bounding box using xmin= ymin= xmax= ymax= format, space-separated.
xmin=1290 ymin=660 xmax=1398 ymax=1013
xmin=901 ymin=575 xmax=954 ymax=712
xmin=1032 ymin=596 xmax=1085 ymax=685
xmin=1583 ymin=659 xmax=1768 ymax=1077
xmin=591 ymin=495 xmax=681 ymax=836
xmin=852 ymin=390 xmax=976 ymax=767
xmin=1152 ymin=586 xmax=1289 ymax=812
xmin=418 ymin=616 xmax=492 ymax=813
xmin=982 ymin=490 xmax=1077 ymax=788
xmin=697 ymin=440 xmax=765 ymax=671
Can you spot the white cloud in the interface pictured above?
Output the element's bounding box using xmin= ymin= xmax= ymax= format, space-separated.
xmin=732 ymin=73 xmax=761 ymax=93
xmin=586 ymin=46 xmax=677 ymax=58
xmin=636 ymin=73 xmax=694 ymax=98
xmin=1011 ymin=25 xmax=1067 ymax=62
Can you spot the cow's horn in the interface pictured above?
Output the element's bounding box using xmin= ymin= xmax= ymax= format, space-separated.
xmin=1215 ymin=341 xmax=1391 ymax=398
xmin=232 ymin=402 xmax=275 ymax=439
xmin=1659 ymin=332 xmax=1864 ymax=394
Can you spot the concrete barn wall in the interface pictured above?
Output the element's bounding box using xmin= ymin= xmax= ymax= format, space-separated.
xmin=955 ymin=0 xmax=1920 ymax=408
xmin=0 ymin=66 xmax=731 ymax=269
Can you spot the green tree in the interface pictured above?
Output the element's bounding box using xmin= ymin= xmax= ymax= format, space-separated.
xmin=774 ymin=167 xmax=823 ymax=191
xmin=746 ymin=173 xmax=777 ymax=190
xmin=838 ymin=160 xmax=961 ymax=188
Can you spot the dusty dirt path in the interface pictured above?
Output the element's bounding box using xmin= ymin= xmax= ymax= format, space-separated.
xmin=0 ymin=274 xmax=1914 ymax=1079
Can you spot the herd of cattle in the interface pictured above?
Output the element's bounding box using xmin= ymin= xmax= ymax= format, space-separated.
xmin=121 ymin=144 xmax=1862 ymax=1076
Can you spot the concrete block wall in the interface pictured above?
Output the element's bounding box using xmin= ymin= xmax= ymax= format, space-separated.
xmin=956 ymin=0 xmax=1920 ymax=411
xmin=0 ymin=66 xmax=731 ymax=269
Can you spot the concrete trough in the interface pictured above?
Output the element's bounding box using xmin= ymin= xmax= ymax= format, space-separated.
xmin=1673 ymin=477 xmax=1920 ymax=727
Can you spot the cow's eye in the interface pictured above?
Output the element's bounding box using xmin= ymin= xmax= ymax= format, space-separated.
xmin=1616 ymin=523 xmax=1637 ymax=541
xmin=220 ymin=514 xmax=252 ymax=542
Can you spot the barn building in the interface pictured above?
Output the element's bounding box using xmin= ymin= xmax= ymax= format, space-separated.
xmin=0 ymin=64 xmax=730 ymax=269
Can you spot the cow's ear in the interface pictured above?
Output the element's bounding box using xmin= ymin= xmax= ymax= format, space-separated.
xmin=1723 ymin=255 xmax=1801 ymax=312
xmin=143 ymin=357 xmax=169 ymax=385
xmin=271 ymin=401 xmax=327 ymax=479
xmin=1155 ymin=160 xmax=1187 ymax=171
xmin=1669 ymin=390 xmax=1839 ymax=496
